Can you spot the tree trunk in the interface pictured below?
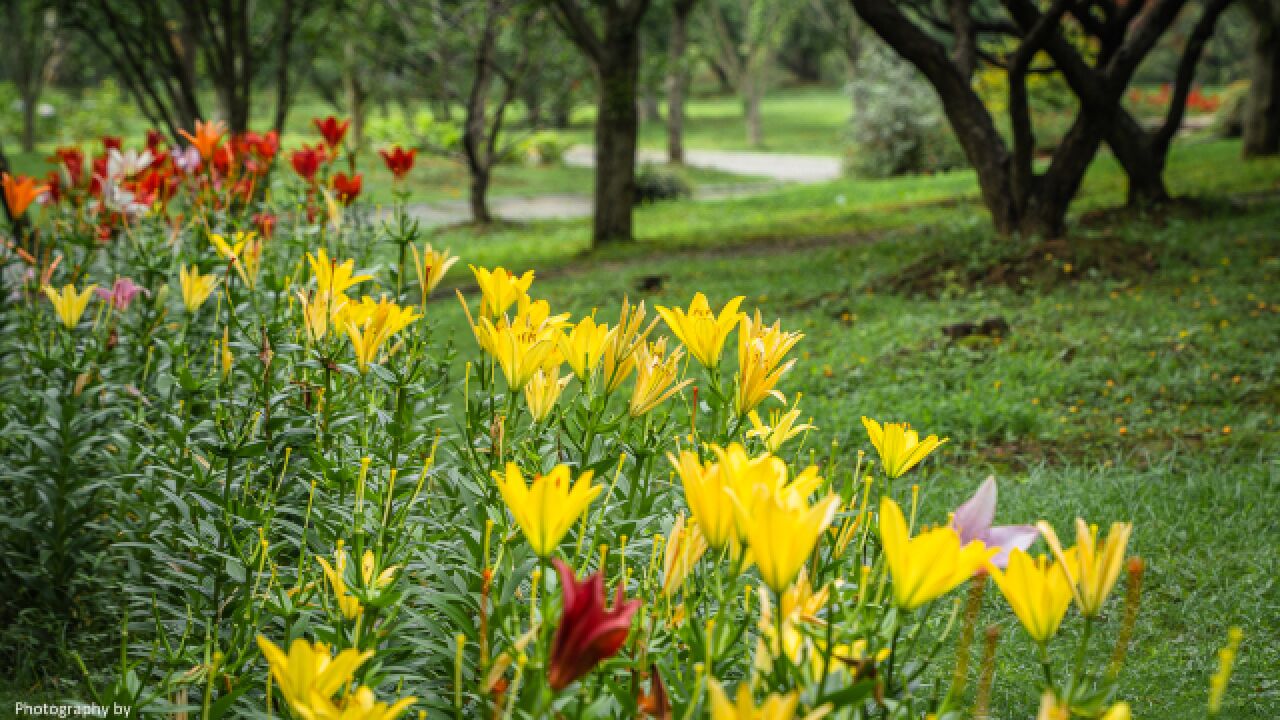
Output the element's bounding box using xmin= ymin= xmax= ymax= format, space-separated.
xmin=667 ymin=0 xmax=696 ymax=163
xmin=593 ymin=31 xmax=641 ymax=244
xmin=463 ymin=4 xmax=500 ymax=225
xmin=344 ymin=39 xmax=367 ymax=151
xmin=1106 ymin=115 xmax=1171 ymax=207
xmin=1243 ymin=3 xmax=1280 ymax=156
xmin=743 ymin=67 xmax=764 ymax=148
xmin=469 ymin=167 xmax=493 ymax=224
xmin=21 ymin=94 xmax=37 ymax=152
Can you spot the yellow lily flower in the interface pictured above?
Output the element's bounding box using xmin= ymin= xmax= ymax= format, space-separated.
xmin=524 ymin=366 xmax=571 ymax=422
xmin=558 ymin=315 xmax=612 ymax=380
xmin=210 ymin=231 xmax=263 ymax=288
xmin=220 ymin=327 xmax=233 ymax=379
xmin=42 ymin=283 xmax=97 ymax=329
xmin=471 ymin=265 xmax=534 ymax=317
xmin=662 ymin=514 xmax=708 ymax=597
xmin=707 ymin=680 xmax=829 ymax=720
xmin=1037 ymin=517 xmax=1132 ymax=618
xmin=1035 ymin=691 xmax=1069 ymax=720
xmin=255 ymin=635 xmax=372 ymax=718
xmin=343 ymin=296 xmax=420 ymax=373
xmin=879 ymin=496 xmax=994 ymax=610
xmin=1100 ymin=703 xmax=1132 ymax=720
xmin=317 ymin=544 xmax=363 ymax=619
xmin=309 ymin=686 xmax=417 ymax=720
xmin=747 ymin=399 xmax=815 ymax=453
xmin=492 ymin=463 xmax=601 ymax=558
xmin=298 ymin=289 xmax=350 ymax=343
xmin=988 ymin=548 xmax=1074 ymax=647
xmin=476 ymin=297 xmax=570 ymax=389
xmin=656 ymin=292 xmax=745 ymax=368
xmin=735 ymin=312 xmax=802 ymax=413
xmin=740 ymin=490 xmax=839 ymax=594
xmin=601 ymin=297 xmax=656 ymax=392
xmin=670 ymin=450 xmax=738 ymax=552
xmin=409 ymin=243 xmax=458 ymax=298
xmin=360 ymin=549 xmax=399 ymax=590
xmin=179 ymin=265 xmax=217 ymax=313
xmin=861 ymin=417 xmax=948 ymax=478
xmin=628 ymin=338 xmax=692 ymax=416
xmin=307 ymin=248 xmax=371 ymax=298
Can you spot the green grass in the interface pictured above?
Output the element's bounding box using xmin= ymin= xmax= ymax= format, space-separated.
xmin=557 ymin=85 xmax=852 ymax=155
xmin=417 ymin=137 xmax=1280 ymax=718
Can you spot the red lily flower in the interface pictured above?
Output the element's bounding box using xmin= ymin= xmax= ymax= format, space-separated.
xmin=313 ymin=116 xmax=350 ymax=149
xmin=291 ymin=145 xmax=325 ymax=183
xmin=54 ymin=147 xmax=85 ymax=187
xmin=102 ymin=136 xmax=123 ymax=151
xmin=548 ymin=559 xmax=641 ymax=691
xmin=45 ymin=171 xmax=63 ymax=205
xmin=379 ymin=146 xmax=417 ymax=180
xmin=332 ymin=172 xmax=363 ymax=205
xmin=145 ymin=129 xmax=166 ymax=152
xmin=255 ymin=131 xmax=280 ymax=163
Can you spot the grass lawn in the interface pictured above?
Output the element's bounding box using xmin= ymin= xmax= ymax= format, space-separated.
xmin=555 ymin=85 xmax=853 ymax=155
xmin=414 ymin=137 xmax=1280 ymax=718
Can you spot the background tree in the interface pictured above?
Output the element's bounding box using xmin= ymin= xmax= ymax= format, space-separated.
xmin=1242 ymin=0 xmax=1280 ymax=155
xmin=700 ymin=0 xmax=802 ymax=147
xmin=548 ymin=0 xmax=654 ymax=246
xmin=849 ymin=0 xmax=1203 ymax=237
xmin=380 ymin=0 xmax=534 ymax=223
xmin=58 ymin=0 xmax=317 ymax=138
xmin=808 ymin=0 xmax=868 ymax=116
xmin=4 ymin=0 xmax=64 ymax=152
xmin=666 ymin=0 xmax=700 ymax=163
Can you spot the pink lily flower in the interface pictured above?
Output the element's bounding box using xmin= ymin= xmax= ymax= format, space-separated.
xmin=96 ymin=277 xmax=148 ymax=311
xmin=950 ymin=476 xmax=1039 ymax=568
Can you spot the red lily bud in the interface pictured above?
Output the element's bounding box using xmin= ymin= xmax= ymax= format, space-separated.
xmin=548 ymin=559 xmax=640 ymax=691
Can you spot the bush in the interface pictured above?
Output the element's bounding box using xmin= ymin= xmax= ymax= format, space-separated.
xmin=846 ymin=45 xmax=967 ymax=178
xmin=634 ymin=164 xmax=693 ymax=204
xmin=517 ymin=130 xmax=570 ymax=166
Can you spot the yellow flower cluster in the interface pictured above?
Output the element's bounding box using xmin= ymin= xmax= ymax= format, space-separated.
xmin=671 ymin=443 xmax=839 ymax=594
xmin=256 ymin=636 xmax=415 ymax=720
xmin=293 ymin=248 xmax=421 ymax=372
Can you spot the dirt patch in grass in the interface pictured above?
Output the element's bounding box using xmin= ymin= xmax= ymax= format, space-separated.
xmin=875 ymin=229 xmax=1197 ymax=299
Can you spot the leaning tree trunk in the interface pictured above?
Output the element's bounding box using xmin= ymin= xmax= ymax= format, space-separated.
xmin=666 ymin=0 xmax=696 ymax=163
xmin=1243 ymin=3 xmax=1280 ymax=156
xmin=593 ymin=28 xmax=642 ymax=244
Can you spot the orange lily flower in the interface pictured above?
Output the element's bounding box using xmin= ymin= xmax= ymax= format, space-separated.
xmin=2 ymin=173 xmax=49 ymax=219
xmin=179 ymin=119 xmax=227 ymax=160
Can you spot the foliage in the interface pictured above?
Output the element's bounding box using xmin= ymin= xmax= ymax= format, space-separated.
xmin=635 ymin=164 xmax=693 ymax=204
xmin=845 ymin=45 xmax=965 ymax=178
xmin=2 ymin=115 xmax=1275 ymax=719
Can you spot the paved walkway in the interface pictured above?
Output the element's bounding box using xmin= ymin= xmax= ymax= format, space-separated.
xmin=405 ymin=145 xmax=840 ymax=227
xmin=564 ymin=145 xmax=842 ymax=182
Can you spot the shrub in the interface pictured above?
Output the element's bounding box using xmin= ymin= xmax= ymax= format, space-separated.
xmin=846 ymin=45 xmax=967 ymax=178
xmin=635 ymin=164 xmax=692 ymax=204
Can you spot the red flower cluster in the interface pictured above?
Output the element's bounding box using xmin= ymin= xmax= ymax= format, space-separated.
xmin=547 ymin=559 xmax=640 ymax=692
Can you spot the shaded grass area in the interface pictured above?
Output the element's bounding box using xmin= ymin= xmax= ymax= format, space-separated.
xmin=421 ymin=137 xmax=1280 ymax=718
